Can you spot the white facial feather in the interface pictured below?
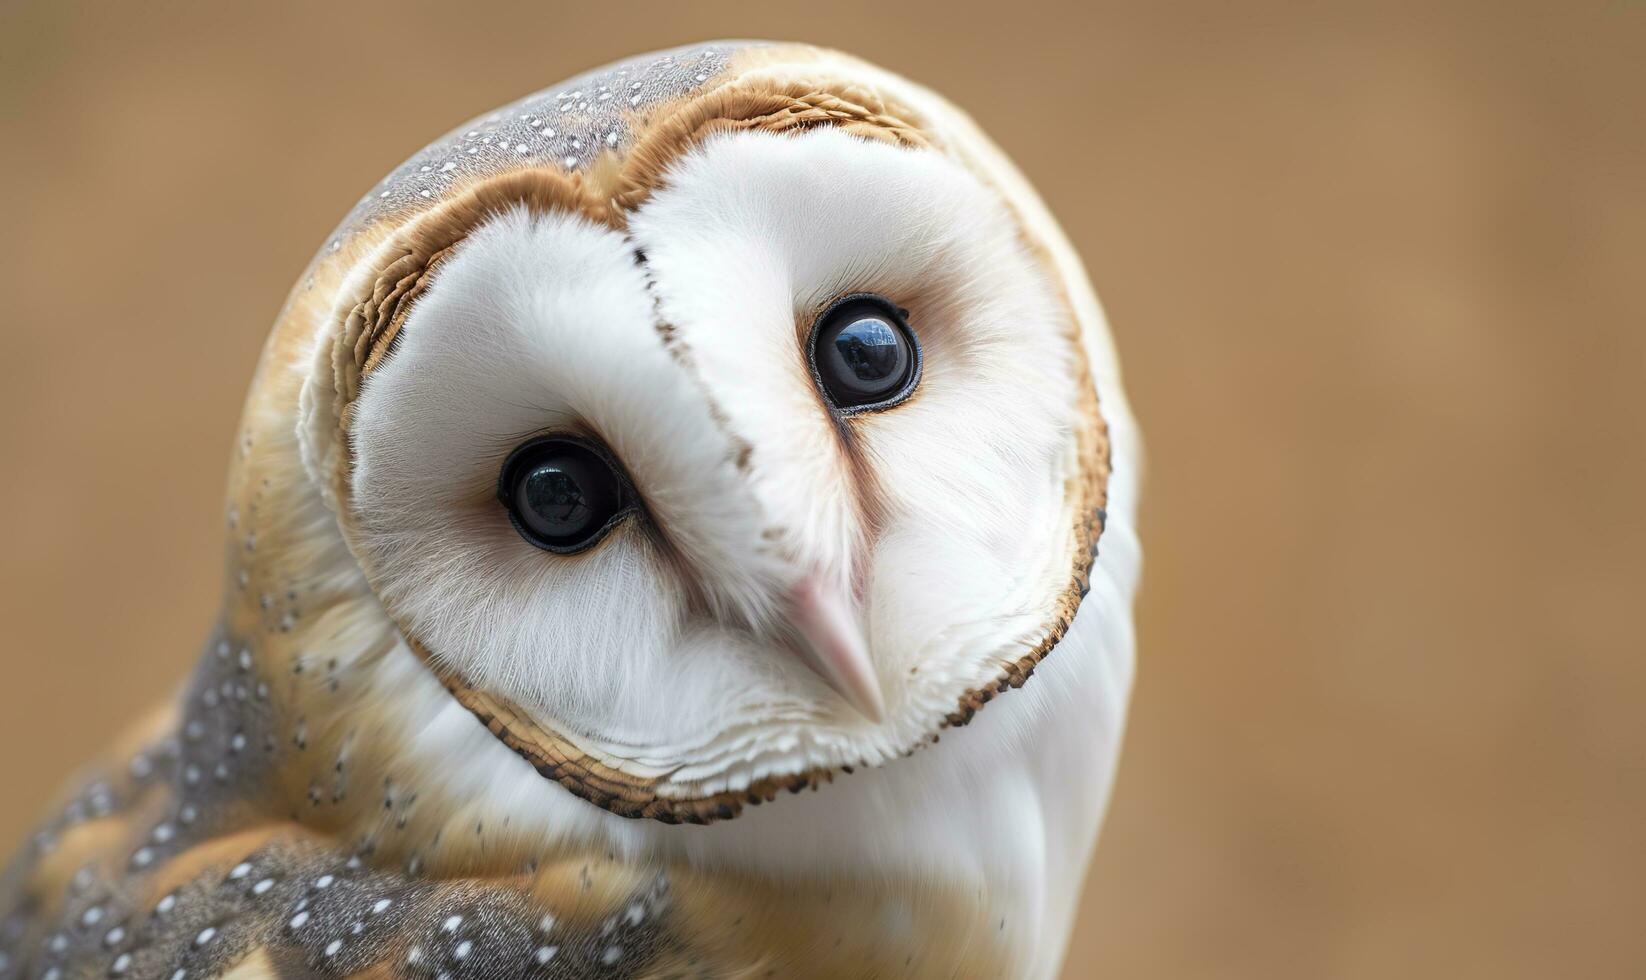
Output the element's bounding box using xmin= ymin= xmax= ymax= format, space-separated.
xmin=346 ymin=128 xmax=1092 ymax=795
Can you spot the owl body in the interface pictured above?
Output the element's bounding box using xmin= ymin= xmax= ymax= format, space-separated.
xmin=1 ymin=43 xmax=1140 ymax=979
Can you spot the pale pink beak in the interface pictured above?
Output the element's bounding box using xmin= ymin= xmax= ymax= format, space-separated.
xmin=786 ymin=572 xmax=886 ymax=723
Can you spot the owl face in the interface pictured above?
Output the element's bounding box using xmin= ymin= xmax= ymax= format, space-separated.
xmin=294 ymin=45 xmax=1110 ymax=823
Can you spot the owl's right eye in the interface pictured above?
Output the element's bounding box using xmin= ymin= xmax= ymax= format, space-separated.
xmin=498 ymin=437 xmax=634 ymax=554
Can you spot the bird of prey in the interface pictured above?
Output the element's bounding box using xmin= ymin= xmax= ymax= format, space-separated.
xmin=0 ymin=41 xmax=1141 ymax=980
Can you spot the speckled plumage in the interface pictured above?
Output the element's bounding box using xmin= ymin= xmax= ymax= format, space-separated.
xmin=339 ymin=43 xmax=738 ymax=236
xmin=1 ymin=41 xmax=1141 ymax=979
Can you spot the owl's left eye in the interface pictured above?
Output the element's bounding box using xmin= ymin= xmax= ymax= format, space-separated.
xmin=498 ymin=437 xmax=635 ymax=554
xmin=807 ymin=294 xmax=921 ymax=413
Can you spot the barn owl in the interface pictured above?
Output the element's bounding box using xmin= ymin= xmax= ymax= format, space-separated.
xmin=0 ymin=41 xmax=1140 ymax=979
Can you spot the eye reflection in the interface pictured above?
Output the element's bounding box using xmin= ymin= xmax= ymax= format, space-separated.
xmin=831 ymin=317 xmax=906 ymax=389
xmin=515 ymin=458 xmax=602 ymax=541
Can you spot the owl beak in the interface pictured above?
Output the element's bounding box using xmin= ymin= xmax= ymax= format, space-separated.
xmin=786 ymin=572 xmax=886 ymax=723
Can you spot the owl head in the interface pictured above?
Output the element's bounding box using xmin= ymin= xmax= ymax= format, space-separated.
xmin=238 ymin=42 xmax=1126 ymax=827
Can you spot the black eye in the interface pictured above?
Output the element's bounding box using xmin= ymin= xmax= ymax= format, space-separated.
xmin=498 ymin=438 xmax=634 ymax=553
xmin=807 ymin=294 xmax=921 ymax=413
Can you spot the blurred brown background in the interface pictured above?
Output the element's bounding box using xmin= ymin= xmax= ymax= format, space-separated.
xmin=1 ymin=1 xmax=1641 ymax=976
